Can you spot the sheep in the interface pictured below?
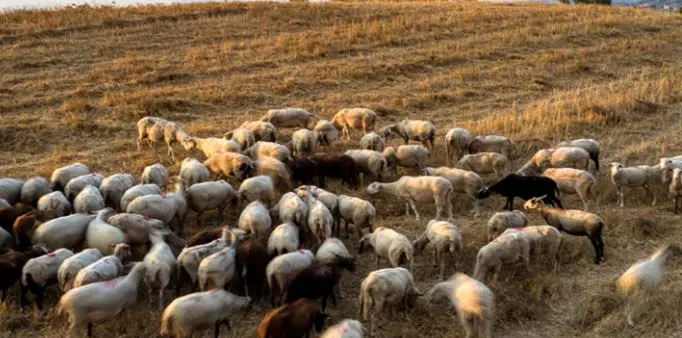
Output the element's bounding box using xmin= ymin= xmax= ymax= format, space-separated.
xmin=8 ymin=209 xmax=47 ymax=252
xmin=254 ymin=157 xmax=292 ymax=192
xmin=359 ymin=227 xmax=414 ymax=272
xmin=320 ymin=319 xmax=364 ymax=338
xmin=186 ymin=180 xmax=235 ymax=226
xmin=203 ymin=151 xmax=255 ymax=182
xmin=197 ymin=236 xmax=240 ymax=292
xmin=500 ymin=225 xmax=563 ymax=274
xmin=136 ymin=116 xmax=189 ymax=160
xmin=524 ymin=196 xmax=605 ymax=264
xmin=64 ymin=173 xmax=104 ymax=203
xmin=268 ymin=222 xmax=300 ymax=257
xmin=314 ymin=120 xmax=339 ymax=146
xmin=238 ymin=175 xmax=276 ymax=207
xmin=141 ymin=163 xmax=169 ymax=191
xmin=542 ymin=168 xmax=597 ymax=211
xmin=366 ymin=176 xmax=453 ymax=221
xmin=100 ymin=173 xmax=135 ymax=211
xmin=616 ymin=245 xmax=672 ymax=327
xmin=57 ymin=262 xmax=147 ymax=338
xmin=608 ymin=162 xmax=661 ymax=208
xmin=426 ymin=273 xmax=495 ymax=338
xmin=485 ymin=210 xmax=528 ymax=241
xmin=336 ymin=195 xmax=376 ymax=239
xmin=266 ymin=249 xmax=315 ymax=306
xmin=179 ymin=157 xmax=211 ymax=188
xmin=295 ymin=185 xmax=339 ymax=217
xmin=50 ymin=162 xmax=90 ymax=192
xmin=73 ymin=185 xmax=105 ymax=214
xmin=359 ymin=132 xmax=386 ymax=152
xmin=85 ymin=208 xmax=126 ymax=255
xmin=445 ymin=128 xmax=470 ymax=165
xmin=344 ymin=149 xmax=388 ymax=184
xmin=297 ymin=189 xmax=334 ymax=248
xmin=379 ymin=119 xmax=436 ymax=149
xmin=238 ymin=200 xmax=272 ymax=240
xmin=0 ymin=198 xmax=9 ymax=210
xmin=21 ymin=248 xmax=74 ymax=310
xmin=58 ymin=248 xmax=103 ymax=293
xmin=292 ymin=128 xmax=319 ymax=156
xmin=175 ymin=228 xmax=233 ymax=294
xmin=316 ymin=238 xmax=354 ymax=298
xmin=0 ymin=178 xmax=24 ymax=205
xmin=126 ymin=182 xmax=188 ymax=234
xmin=309 ymin=153 xmax=359 ymax=189
xmin=182 ymin=136 xmax=242 ymax=158
xmin=72 ymin=243 xmax=131 ymax=289
xmin=456 ymin=152 xmax=510 ymax=178
xmin=260 ymin=107 xmax=319 ymax=129
xmin=287 ymin=157 xmax=323 ymax=187
xmin=382 ymin=145 xmax=430 ymax=173
xmin=670 ymin=168 xmax=682 ymax=214
xmin=0 ymin=203 xmax=33 ymax=236
xmin=243 ymin=141 xmax=293 ymax=163
xmin=467 ymin=135 xmax=516 ymax=160
xmin=517 ymin=147 xmax=590 ymax=174
xmin=659 ymin=156 xmax=682 ymax=184
xmin=224 ymin=127 xmax=256 ymax=150
xmin=240 ymin=121 xmax=277 ymax=142
xmin=19 ymin=177 xmax=51 ymax=207
xmin=477 ymin=173 xmax=563 ymax=211
xmin=234 ymin=235 xmax=269 ymax=301
xmin=358 ymin=267 xmax=422 ymax=336
xmin=144 ymin=231 xmax=177 ymax=309
xmin=0 ymin=227 xmax=13 ymax=253
xmin=412 ymin=220 xmax=463 ymax=280
xmin=160 ymin=289 xmax=251 ymax=338
xmin=31 ymin=214 xmax=96 ymax=251
xmin=108 ymin=213 xmax=185 ymax=254
xmin=331 ymin=107 xmax=377 ymax=139
xmin=119 ymin=183 xmax=162 ymax=212
xmin=270 ymin=192 xmax=308 ymax=228
xmin=424 ymin=166 xmax=483 ymax=217
xmin=0 ymin=245 xmax=48 ymax=302
xmin=472 ymin=232 xmax=531 ymax=283
xmin=557 ymin=138 xmax=601 ymax=171
xmin=283 ymin=255 xmax=356 ymax=311
xmin=258 ymin=298 xmax=329 ymax=338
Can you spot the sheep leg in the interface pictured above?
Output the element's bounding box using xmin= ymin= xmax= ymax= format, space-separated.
xmin=375 ymin=254 xmax=380 ymax=269
xmin=159 ymin=285 xmax=166 ymax=310
xmin=214 ymin=320 xmax=221 ymax=338
xmin=197 ymin=211 xmax=204 ymax=228
xmin=35 ymin=288 xmax=44 ymax=311
xmin=409 ymin=200 xmax=421 ymax=220
xmin=587 ymin=236 xmax=600 ymax=264
xmin=0 ymin=289 xmax=4 ymax=302
xmin=617 ymin=186 xmax=624 ymax=208
xmin=432 ymin=247 xmax=438 ymax=267
xmin=87 ymin=323 xmax=93 ymax=337
xmin=645 ymin=185 xmax=656 ymax=206
xmin=148 ymin=282 xmax=154 ymax=307
xmin=19 ymin=283 xmax=28 ymax=310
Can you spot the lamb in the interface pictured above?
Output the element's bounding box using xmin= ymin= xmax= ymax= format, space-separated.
xmin=670 ymin=168 xmax=682 ymax=214
xmin=313 ymin=120 xmax=339 ymax=146
xmin=524 ymin=196 xmax=605 ymax=264
xmin=238 ymin=200 xmax=272 ymax=240
xmin=203 ymin=151 xmax=255 ymax=181
xmin=197 ymin=236 xmax=240 ymax=292
xmin=72 ymin=244 xmax=131 ymax=288
xmin=186 ymin=180 xmax=235 ymax=226
xmin=320 ymin=319 xmax=364 ymax=338
xmin=64 ymin=173 xmax=104 ymax=203
xmin=119 ymin=184 xmax=162 ymax=212
xmin=136 ymin=116 xmax=189 ymax=160
xmin=382 ymin=145 xmax=430 ymax=172
xmin=85 ymin=208 xmax=126 ymax=255
xmin=57 ymin=262 xmax=147 ymax=337
xmin=283 ymin=255 xmax=356 ymax=311
xmin=260 ymin=107 xmax=319 ymax=129
xmin=542 ymin=168 xmax=597 ymax=211
xmin=73 ymin=185 xmax=105 ymax=214
xmin=608 ymin=162 xmax=660 ymax=208
xmin=344 ymin=149 xmax=388 ymax=184
xmin=426 ymin=273 xmax=495 ymax=338
xmin=254 ymin=157 xmax=292 ymax=192
xmin=309 ymin=153 xmax=359 ymax=189
xmin=331 ymin=107 xmax=377 ymax=139
xmin=266 ymin=249 xmax=315 ymax=306
xmin=413 ymin=220 xmax=463 ymax=280
xmin=517 ymin=147 xmax=590 ymax=173
xmin=160 ymin=289 xmax=251 ymax=338
xmin=379 ymin=119 xmax=436 ymax=149
xmin=424 ymin=166 xmax=483 ymax=217
xmin=21 ymin=248 xmax=74 ymax=310
xmin=0 ymin=245 xmax=48 ymax=302
xmin=144 ymin=231 xmax=177 ymax=309
xmin=58 ymin=248 xmax=103 ymax=293
xmin=179 ymin=157 xmax=211 ymax=188
xmin=141 ymin=163 xmax=169 ymax=191
xmin=616 ymin=245 xmax=672 ymax=327
xmin=477 ymin=174 xmax=563 ymax=211
xmin=486 ymin=210 xmax=528 ymax=241
xmin=50 ymin=162 xmax=90 ymax=192
xmin=359 ymin=227 xmax=414 ymax=272
xmin=445 ymin=128 xmax=470 ymax=165
xmin=182 ymin=136 xmax=242 ymax=158
xmin=243 ymin=141 xmax=293 ymax=162
xmin=467 ymin=135 xmax=516 ymax=160
xmin=359 ymin=132 xmax=386 ymax=152
xmin=336 ymin=195 xmax=376 ymax=239
xmin=239 ymin=121 xmax=277 ymax=142
xmin=258 ymin=298 xmax=329 ymax=338
xmin=223 ymin=127 xmax=256 ymax=150
xmin=234 ymin=235 xmax=269 ymax=301
xmin=175 ymin=228 xmax=233 ymax=294
xmin=456 ymin=152 xmax=510 ymax=178
xmin=0 ymin=178 xmax=24 ymax=205
xmin=292 ymin=128 xmax=319 ymax=156
xmin=557 ymin=138 xmax=601 ymax=171
xmin=366 ymin=176 xmax=453 ymax=221
xmin=238 ymin=175 xmax=276 ymax=207
xmin=126 ymin=182 xmax=188 ymax=234
xmin=31 ymin=213 xmax=96 ymax=250
xmin=19 ymin=177 xmax=51 ymax=207
xmin=472 ymin=232 xmax=530 ymax=283
xmin=500 ymin=225 xmax=563 ymax=274
xmin=100 ymin=173 xmax=135 ymax=211
xmin=358 ymin=267 xmax=422 ymax=336
xmin=270 ymin=192 xmax=308 ymax=228
xmin=267 ymin=222 xmax=300 ymax=257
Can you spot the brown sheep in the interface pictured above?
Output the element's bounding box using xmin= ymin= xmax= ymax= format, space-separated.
xmin=258 ymin=298 xmax=329 ymax=338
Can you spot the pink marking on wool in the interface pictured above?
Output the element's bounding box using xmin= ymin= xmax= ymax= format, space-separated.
xmin=104 ymin=279 xmax=117 ymax=288
xmin=144 ymin=216 xmax=151 ymax=220
xmin=162 ymin=193 xmax=168 ymax=199
xmin=298 ymin=249 xmax=306 ymax=254
xmin=210 ymin=288 xmax=220 ymax=293
xmin=47 ymin=252 xmax=56 ymax=257
xmin=330 ymin=238 xmax=340 ymax=243
xmin=219 ymin=251 xmax=227 ymax=256
xmin=340 ymin=327 xmax=348 ymax=333
xmin=547 ymin=148 xmax=556 ymax=154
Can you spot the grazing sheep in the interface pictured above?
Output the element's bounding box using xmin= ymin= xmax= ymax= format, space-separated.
xmin=316 ymin=238 xmax=354 ymax=298
xmin=270 ymin=192 xmax=308 ymax=228
xmin=670 ymin=168 xmax=682 ymax=214
xmin=179 ymin=157 xmax=211 ymax=188
xmin=366 ymin=176 xmax=453 ymax=221
xmin=141 ymin=163 xmax=169 ymax=191
xmin=268 ymin=222 xmax=300 ymax=257
xmin=136 ymin=116 xmax=189 ymax=160
xmin=50 ymin=162 xmax=90 ymax=192
xmin=243 ymin=141 xmax=293 ymax=163
xmin=260 ymin=108 xmax=319 ymax=129
xmin=296 ymin=193 xmax=334 ymax=249
xmin=0 ymin=178 xmax=24 ymax=205
xmin=0 ymin=245 xmax=48 ymax=302
xmin=295 ymin=186 xmax=339 ymax=217
xmin=100 ymin=174 xmax=135 ymax=211
xmin=72 ymin=243 xmax=131 ymax=288
xmin=20 ymin=177 xmax=51 ymax=207
xmin=73 ymin=185 xmax=105 ymax=214
xmin=336 ymin=195 xmax=376 ymax=239
xmin=57 ymin=262 xmax=147 ymax=338
xmin=477 ymin=174 xmax=563 ymax=211
xmin=85 ymin=208 xmax=126 ymax=255
xmin=119 ymin=184 xmax=162 ymax=212
xmin=382 ymin=145 xmax=429 ymax=173
xmin=413 ymin=220 xmax=463 ymax=280
xmin=331 ymin=108 xmax=377 ymax=139
xmin=108 ymin=213 xmax=184 ymax=254
xmin=37 ymin=191 xmax=72 ymax=220
xmin=426 ymin=273 xmax=494 ymax=338
xmin=64 ymin=174 xmax=104 ymax=202
xmin=358 ymin=267 xmax=422 ymax=336
xmin=254 ymin=157 xmax=292 ymax=192
xmin=197 ymin=238 xmax=239 ymax=292
xmin=456 ymin=152 xmax=510 ymax=178
xmin=524 ymin=196 xmax=605 ymax=264
xmin=126 ymin=182 xmax=188 ymax=233
xmin=314 ymin=120 xmax=340 ymax=146
xmin=240 ymin=121 xmax=277 ymax=142
xmin=238 ymin=200 xmax=272 ymax=240
xmin=445 ymin=128 xmax=470 ymax=165
xmin=186 ymin=180 xmax=236 ymax=226
xmin=292 ymin=128 xmax=319 ymax=156
xmin=266 ymin=249 xmax=315 ymax=306
xmin=345 ymin=149 xmax=388 ymax=184
xmin=58 ymin=248 xmax=103 ymax=293
xmin=0 ymin=198 xmax=10 ymax=210
xmin=0 ymin=203 xmax=33 ymax=236
xmin=283 ymin=255 xmax=356 ymax=311
xmin=31 ymin=214 xmax=96 ymax=251
xmin=608 ymin=162 xmax=660 ymax=208
xmin=467 ymin=135 xmax=516 ymax=160
xmin=472 ymin=232 xmax=531 ymax=283
xmin=424 ymin=166 xmax=483 ymax=217
xmin=616 ymin=245 xmax=672 ymax=327
xmin=517 ymin=147 xmax=590 ymax=174
xmin=144 ymin=231 xmax=177 ymax=309
xmin=238 ymin=175 xmax=276 ymax=207
xmin=557 ymin=138 xmax=601 ymax=171
xmin=359 ymin=132 xmax=386 ymax=152
xmin=500 ymin=225 xmax=563 ymax=274
xmin=182 ymin=136 xmax=242 ymax=158
xmin=258 ymin=298 xmax=329 ymax=338
xmin=379 ymin=119 xmax=436 ymax=149
xmin=486 ymin=210 xmax=528 ymax=241
xmin=21 ymin=248 xmax=74 ymax=310
xmin=309 ymin=153 xmax=360 ymax=189
xmin=320 ymin=319 xmax=364 ymax=338
xmin=224 ymin=127 xmax=256 ymax=150
xmin=160 ymin=289 xmax=251 ymax=338
xmin=203 ymin=151 xmax=254 ymax=182
xmin=287 ymin=157 xmax=322 ymax=187
xmin=175 ymin=228 xmax=233 ymax=294
xmin=359 ymin=227 xmax=414 ymax=272
xmin=659 ymin=156 xmax=682 ymax=184
xmin=542 ymin=168 xmax=597 ymax=211
xmin=234 ymin=235 xmax=269 ymax=302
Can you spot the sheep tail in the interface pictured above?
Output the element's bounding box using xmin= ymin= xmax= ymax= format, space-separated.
xmin=359 ymin=285 xmax=373 ymax=320
xmin=589 ymin=180 xmax=598 ymax=200
xmin=367 ymin=209 xmax=376 ymax=232
xmin=160 ymin=313 xmax=173 ymax=337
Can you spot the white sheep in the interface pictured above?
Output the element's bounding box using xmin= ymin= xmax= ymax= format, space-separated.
xmin=467 ymin=135 xmax=516 ymax=160
xmin=413 ymin=220 xmax=463 ymax=280
xmin=186 ymin=180 xmax=235 ymax=226
xmin=50 ymin=162 xmax=90 ymax=192
xmin=21 ymin=248 xmax=74 ymax=310
xmin=486 ymin=210 xmax=528 ymax=241
xmin=270 ymin=192 xmax=308 ymax=228
xmin=239 ymin=121 xmax=277 ymax=142
xmin=557 ymin=138 xmax=601 ymax=171
xmin=345 ymin=149 xmax=388 ymax=184
xmin=659 ymin=156 xmax=682 ymax=185
xmin=0 ymin=198 xmax=10 ymax=210
xmin=313 ymin=119 xmax=339 ymax=146
xmin=268 ymin=222 xmax=300 ymax=257
xmin=72 ymin=243 xmax=131 ymax=288
xmin=37 ymin=191 xmax=72 ymax=219
xmin=670 ymin=168 xmax=682 ymax=214
xmin=292 ymin=128 xmax=319 ymax=156
xmin=144 ymin=231 xmax=177 ymax=309
xmin=320 ymin=319 xmax=364 ymax=338
xmin=254 ymin=157 xmax=292 ymax=192
xmin=265 ymin=249 xmax=315 ymax=305
xmin=64 ymin=173 xmax=104 ymax=202
xmin=58 ymin=248 xmax=103 ymax=293
xmin=379 ymin=119 xmax=436 ymax=149
xmin=57 ymin=262 xmax=146 ymax=337
xmin=424 ymin=166 xmax=483 ymax=217
xmin=223 ymin=127 xmax=256 ymax=150
xmin=366 ymin=176 xmax=453 ymax=221
xmin=85 ymin=208 xmax=127 ymax=256
xmin=296 ymin=185 xmax=339 ymax=216
xmin=182 ymin=136 xmax=242 ymax=158
xmin=426 ymin=273 xmax=494 ymax=338
xmin=179 ymin=157 xmax=211 ymax=188
xmin=518 ymin=147 xmax=590 ymax=174
xmin=0 ymin=178 xmax=24 ymax=205
xmin=616 ymin=245 xmax=672 ymax=327
xmin=336 ymin=195 xmax=376 ymax=239
xmin=382 ymin=145 xmax=430 ymax=173
xmin=238 ymin=175 xmax=276 ymax=207
xmin=500 ymin=225 xmax=563 ymax=274
xmin=108 ymin=213 xmax=169 ymax=246
xmin=176 ymin=228 xmax=232 ymax=292
xmin=238 ymin=200 xmax=272 ymax=240
xmin=445 ymin=128 xmax=470 ymax=165
xmin=119 ymin=183 xmax=162 ymax=212
xmin=243 ymin=141 xmax=292 ymax=163
xmin=359 ymin=132 xmax=386 ymax=152
xmin=67 ymin=185 xmax=104 ymax=215
xmin=542 ymin=168 xmax=597 ymax=211
xmin=126 ymin=182 xmax=188 ymax=233
xmin=260 ymin=107 xmax=319 ymax=129
xmin=20 ymin=176 xmax=51 ymax=206
xmin=31 ymin=214 xmax=96 ymax=250
xmin=203 ymin=151 xmax=254 ymax=182
xmin=456 ymin=152 xmax=510 ymax=178
xmin=198 ymin=240 xmax=238 ymax=292
xmin=100 ymin=173 xmax=135 ymax=211
xmin=608 ymin=162 xmax=660 ymax=208
xmin=160 ymin=289 xmax=251 ymax=338
xmin=296 ymin=188 xmax=334 ymax=248
xmin=359 ymin=227 xmax=414 ymax=272
xmin=316 ymin=237 xmax=354 ymax=298
xmin=136 ymin=116 xmax=189 ymax=160
xmin=141 ymin=163 xmax=169 ymax=191
xmin=331 ymin=107 xmax=377 ymax=139
xmin=472 ymin=232 xmax=531 ymax=283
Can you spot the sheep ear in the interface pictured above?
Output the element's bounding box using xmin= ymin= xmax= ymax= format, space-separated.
xmin=537 ymin=195 xmax=547 ymax=201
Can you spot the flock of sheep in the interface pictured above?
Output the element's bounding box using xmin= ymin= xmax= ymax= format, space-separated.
xmin=0 ymin=106 xmax=678 ymax=338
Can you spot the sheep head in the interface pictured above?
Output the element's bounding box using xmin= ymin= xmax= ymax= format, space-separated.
xmin=366 ymin=182 xmax=382 ymax=195
xmin=523 ymin=196 xmax=546 ymax=210
xmin=358 ymin=233 xmax=372 ymax=254
xmin=181 ymin=136 xmax=196 ymax=150
xmin=476 ymin=188 xmax=492 ymax=199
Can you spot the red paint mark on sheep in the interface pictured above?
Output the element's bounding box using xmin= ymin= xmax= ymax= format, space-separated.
xmin=144 ymin=216 xmax=150 ymax=220
xmin=47 ymin=252 xmax=56 ymax=257
xmin=105 ymin=279 xmax=117 ymax=288
xmin=162 ymin=193 xmax=168 ymax=199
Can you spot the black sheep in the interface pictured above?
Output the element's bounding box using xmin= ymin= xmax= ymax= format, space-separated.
xmin=283 ymin=255 xmax=355 ymax=311
xmin=310 ymin=153 xmax=359 ymax=189
xmin=477 ymin=173 xmax=563 ymax=211
xmin=0 ymin=245 xmax=48 ymax=302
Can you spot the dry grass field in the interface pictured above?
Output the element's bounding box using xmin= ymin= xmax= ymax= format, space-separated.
xmin=1 ymin=1 xmax=682 ymax=337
